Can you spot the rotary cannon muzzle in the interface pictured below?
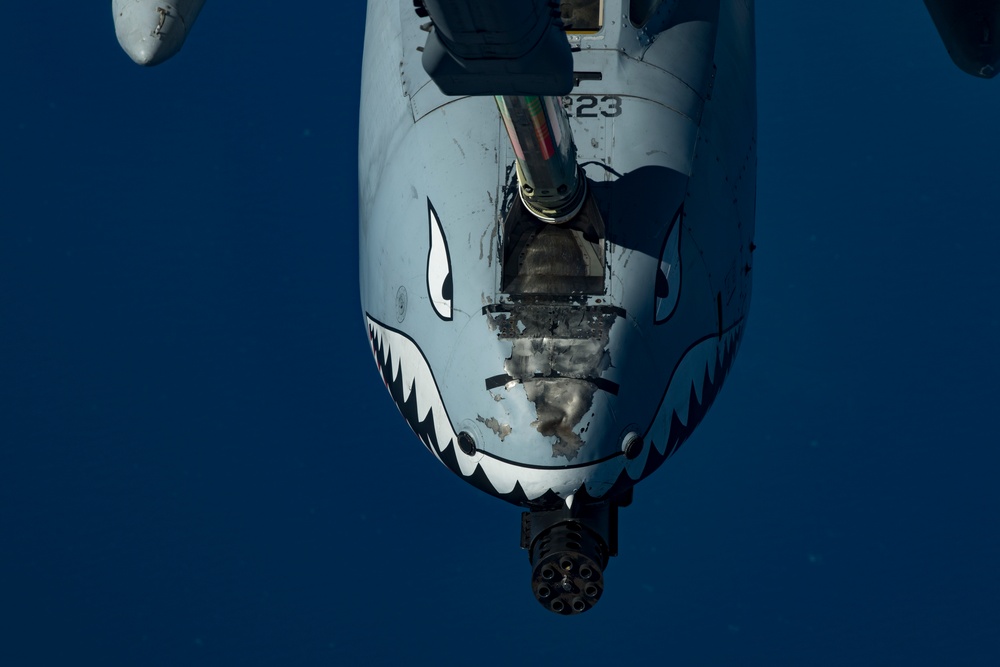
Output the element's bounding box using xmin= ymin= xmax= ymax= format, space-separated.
xmin=521 ymin=498 xmax=622 ymax=615
xmin=529 ymin=519 xmax=608 ymax=614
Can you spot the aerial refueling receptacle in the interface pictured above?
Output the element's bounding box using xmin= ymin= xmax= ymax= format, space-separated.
xmin=496 ymin=95 xmax=588 ymax=223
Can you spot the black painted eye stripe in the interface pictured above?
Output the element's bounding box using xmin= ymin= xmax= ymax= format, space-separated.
xmin=427 ymin=200 xmax=453 ymax=321
xmin=654 ymin=205 xmax=683 ymax=325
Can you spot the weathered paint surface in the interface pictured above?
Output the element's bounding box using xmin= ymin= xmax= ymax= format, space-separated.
xmin=359 ymin=0 xmax=756 ymax=508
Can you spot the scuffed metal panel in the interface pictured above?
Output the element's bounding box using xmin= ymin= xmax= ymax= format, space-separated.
xmin=485 ymin=304 xmax=621 ymax=461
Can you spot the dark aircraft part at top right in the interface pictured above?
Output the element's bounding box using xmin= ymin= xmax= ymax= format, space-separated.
xmin=926 ymin=0 xmax=1000 ymax=77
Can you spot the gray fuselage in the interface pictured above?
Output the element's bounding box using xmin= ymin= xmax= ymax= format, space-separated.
xmin=359 ymin=0 xmax=756 ymax=509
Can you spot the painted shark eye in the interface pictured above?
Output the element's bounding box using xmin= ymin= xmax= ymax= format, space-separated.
xmin=427 ymin=201 xmax=453 ymax=321
xmin=654 ymin=206 xmax=682 ymax=325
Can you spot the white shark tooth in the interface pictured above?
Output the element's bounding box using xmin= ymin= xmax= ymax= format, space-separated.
xmin=389 ymin=343 xmax=403 ymax=383
xmin=693 ymin=363 xmax=707 ymax=404
xmin=399 ymin=354 xmax=416 ymax=403
xmin=476 ymin=456 xmax=518 ymax=494
xmin=433 ymin=405 xmax=454 ymax=453
xmin=413 ymin=361 xmax=437 ymax=421
xmin=434 ymin=402 xmax=458 ymax=456
xmin=565 ymin=492 xmax=575 ymax=509
xmin=420 ymin=433 xmax=442 ymax=462
xmin=705 ymin=346 xmax=719 ymax=385
xmin=655 ymin=429 xmax=669 ymax=454
xmin=436 ymin=431 xmax=451 ymax=454
xmin=676 ymin=386 xmax=692 ymax=427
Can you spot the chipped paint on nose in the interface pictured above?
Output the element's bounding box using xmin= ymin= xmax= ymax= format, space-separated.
xmin=484 ymin=302 xmax=622 ymax=462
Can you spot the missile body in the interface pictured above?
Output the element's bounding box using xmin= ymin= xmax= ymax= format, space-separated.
xmin=113 ymin=0 xmax=206 ymax=66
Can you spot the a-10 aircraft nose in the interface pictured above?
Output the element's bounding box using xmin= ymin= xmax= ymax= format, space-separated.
xmin=113 ymin=1 xmax=198 ymax=66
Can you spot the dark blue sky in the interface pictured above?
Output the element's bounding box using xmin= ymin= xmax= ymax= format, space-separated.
xmin=2 ymin=2 xmax=998 ymax=665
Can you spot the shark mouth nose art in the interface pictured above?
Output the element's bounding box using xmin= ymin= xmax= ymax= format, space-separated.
xmin=367 ymin=314 xmax=625 ymax=502
xmin=366 ymin=314 xmax=458 ymax=462
xmin=620 ymin=322 xmax=745 ymax=484
xmin=367 ymin=314 xmax=745 ymax=504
